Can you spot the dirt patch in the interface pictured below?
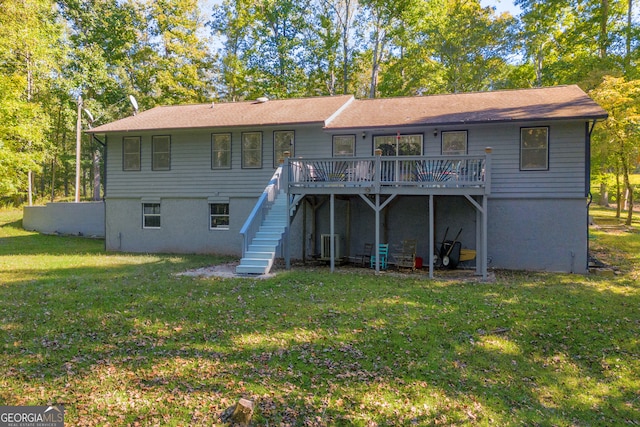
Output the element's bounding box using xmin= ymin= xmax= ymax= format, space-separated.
xmin=175 ymin=261 xmax=276 ymax=279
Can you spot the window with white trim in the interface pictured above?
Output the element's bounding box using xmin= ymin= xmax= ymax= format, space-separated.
xmin=333 ymin=135 xmax=355 ymax=157
xmin=142 ymin=203 xmax=161 ymax=228
xmin=520 ymin=127 xmax=549 ymax=170
xmin=212 ymin=133 xmax=232 ymax=169
xmin=441 ymin=131 xmax=467 ymax=155
xmin=274 ymin=130 xmax=294 ymax=167
xmin=152 ymin=135 xmax=171 ymax=170
xmin=210 ymin=203 xmax=229 ymax=229
xmin=123 ymin=137 xmax=141 ymax=171
xmin=242 ymin=132 xmax=262 ymax=168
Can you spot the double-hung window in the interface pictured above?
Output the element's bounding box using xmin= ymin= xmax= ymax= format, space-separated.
xmin=274 ymin=131 xmax=294 ymax=167
xmin=520 ymin=127 xmax=549 ymax=170
xmin=123 ymin=137 xmax=141 ymax=171
xmin=242 ymin=132 xmax=262 ymax=168
xmin=210 ymin=203 xmax=229 ymax=229
xmin=152 ymin=136 xmax=171 ymax=170
xmin=142 ymin=203 xmax=161 ymax=228
xmin=441 ymin=131 xmax=467 ymax=155
xmin=212 ymin=133 xmax=232 ymax=169
xmin=333 ymin=135 xmax=355 ymax=157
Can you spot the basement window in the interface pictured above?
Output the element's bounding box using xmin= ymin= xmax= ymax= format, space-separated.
xmin=210 ymin=203 xmax=230 ymax=230
xmin=142 ymin=203 xmax=161 ymax=229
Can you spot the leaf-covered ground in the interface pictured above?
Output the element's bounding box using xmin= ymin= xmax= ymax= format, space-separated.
xmin=1 ymin=208 xmax=638 ymax=426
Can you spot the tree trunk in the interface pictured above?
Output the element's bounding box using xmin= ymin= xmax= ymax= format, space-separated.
xmin=50 ymin=157 xmax=56 ymax=202
xmin=600 ymin=0 xmax=609 ymax=59
xmin=615 ymin=164 xmax=621 ymax=218
xmin=93 ymin=147 xmax=101 ymax=200
xmin=599 ymin=182 xmax=609 ymax=206
xmin=623 ymin=164 xmax=634 ymax=226
xmin=626 ymin=0 xmax=633 ymax=67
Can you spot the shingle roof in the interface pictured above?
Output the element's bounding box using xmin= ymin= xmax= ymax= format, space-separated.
xmin=325 ymin=85 xmax=607 ymax=130
xmin=88 ymin=86 xmax=606 ymax=134
xmin=88 ymin=95 xmax=355 ymax=133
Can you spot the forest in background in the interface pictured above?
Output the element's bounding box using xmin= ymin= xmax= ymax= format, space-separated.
xmin=0 ymin=0 xmax=638 ymax=220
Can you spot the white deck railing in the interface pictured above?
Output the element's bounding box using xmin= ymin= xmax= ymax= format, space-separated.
xmin=287 ymin=154 xmax=489 ymax=190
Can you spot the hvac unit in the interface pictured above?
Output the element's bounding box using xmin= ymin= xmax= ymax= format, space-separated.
xmin=320 ymin=234 xmax=341 ymax=260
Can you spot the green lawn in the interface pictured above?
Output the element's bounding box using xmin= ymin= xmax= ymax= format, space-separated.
xmin=1 ymin=208 xmax=638 ymax=426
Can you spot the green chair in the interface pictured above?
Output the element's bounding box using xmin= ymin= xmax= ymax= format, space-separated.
xmin=370 ymin=243 xmax=389 ymax=269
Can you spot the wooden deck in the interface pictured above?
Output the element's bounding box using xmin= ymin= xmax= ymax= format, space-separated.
xmin=285 ymin=154 xmax=490 ymax=196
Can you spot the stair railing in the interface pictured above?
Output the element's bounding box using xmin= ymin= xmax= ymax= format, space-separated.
xmin=239 ymin=166 xmax=283 ymax=257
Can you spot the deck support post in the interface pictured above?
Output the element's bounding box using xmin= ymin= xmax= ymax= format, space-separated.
xmin=476 ymin=200 xmax=482 ymax=277
xmin=330 ymin=193 xmax=335 ymax=273
xmin=429 ymin=194 xmax=434 ymax=279
xmin=481 ymin=195 xmax=488 ymax=281
xmin=464 ymin=194 xmax=488 ymax=281
xmin=375 ymin=194 xmax=380 ymax=274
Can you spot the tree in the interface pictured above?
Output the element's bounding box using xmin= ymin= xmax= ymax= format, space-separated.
xmin=0 ymin=0 xmax=61 ymax=202
xmin=590 ymin=76 xmax=640 ymax=225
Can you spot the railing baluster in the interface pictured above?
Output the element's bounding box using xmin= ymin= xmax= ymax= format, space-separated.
xmin=286 ymin=155 xmax=487 ymax=189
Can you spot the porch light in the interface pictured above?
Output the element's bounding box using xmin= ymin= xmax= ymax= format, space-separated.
xmin=433 ymin=129 xmax=438 ymax=137
xmin=362 ymin=131 xmax=366 ymax=139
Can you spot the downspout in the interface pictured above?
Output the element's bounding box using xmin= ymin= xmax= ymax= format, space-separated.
xmin=92 ymin=134 xmax=107 ymax=200
xmin=92 ymin=134 xmax=107 ymax=252
xmin=586 ymin=120 xmax=597 ymax=272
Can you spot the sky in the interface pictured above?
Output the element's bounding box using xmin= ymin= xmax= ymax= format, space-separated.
xmin=480 ymin=0 xmax=522 ymax=16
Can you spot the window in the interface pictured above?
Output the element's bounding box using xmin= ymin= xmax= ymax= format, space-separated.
xmin=520 ymin=127 xmax=549 ymax=170
xmin=212 ymin=133 xmax=232 ymax=169
xmin=142 ymin=203 xmax=161 ymax=228
xmin=374 ymin=134 xmax=422 ymax=156
xmin=152 ymin=136 xmax=171 ymax=170
xmin=333 ymin=135 xmax=355 ymax=157
xmin=123 ymin=137 xmax=141 ymax=171
xmin=210 ymin=203 xmax=229 ymax=229
xmin=242 ymin=132 xmax=262 ymax=168
xmin=274 ymin=131 xmax=294 ymax=167
xmin=442 ymin=131 xmax=467 ymax=155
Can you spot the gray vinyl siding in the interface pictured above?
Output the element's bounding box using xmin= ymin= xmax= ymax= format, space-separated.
xmin=473 ymin=121 xmax=587 ymax=198
xmin=106 ymin=124 xmax=331 ymax=199
xmin=106 ymin=120 xmax=588 ymax=200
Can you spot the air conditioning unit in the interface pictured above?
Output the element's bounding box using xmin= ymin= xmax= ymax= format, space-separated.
xmin=320 ymin=234 xmax=341 ymax=260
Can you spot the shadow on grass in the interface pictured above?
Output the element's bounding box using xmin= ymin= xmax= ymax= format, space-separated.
xmin=2 ymin=264 xmax=638 ymax=425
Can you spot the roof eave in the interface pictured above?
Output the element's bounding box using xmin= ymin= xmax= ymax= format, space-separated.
xmin=324 ymin=114 xmax=609 ymax=131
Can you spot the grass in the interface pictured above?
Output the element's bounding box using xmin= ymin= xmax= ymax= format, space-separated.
xmin=1 ymin=208 xmax=639 ymax=426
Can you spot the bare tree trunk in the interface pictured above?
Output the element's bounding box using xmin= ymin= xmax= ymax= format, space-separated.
xmin=50 ymin=158 xmax=56 ymax=202
xmin=600 ymin=0 xmax=609 ymax=59
xmin=369 ymin=29 xmax=380 ymax=99
xmin=626 ymin=0 xmax=633 ymax=67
